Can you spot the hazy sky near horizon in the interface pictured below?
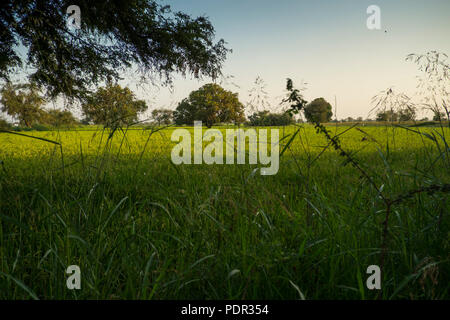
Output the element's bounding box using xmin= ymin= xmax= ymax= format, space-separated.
xmin=125 ymin=0 xmax=449 ymax=119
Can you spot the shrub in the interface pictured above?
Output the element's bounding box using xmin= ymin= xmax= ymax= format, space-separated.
xmin=248 ymin=110 xmax=294 ymax=126
xmin=31 ymin=123 xmax=50 ymax=131
xmin=0 ymin=117 xmax=12 ymax=130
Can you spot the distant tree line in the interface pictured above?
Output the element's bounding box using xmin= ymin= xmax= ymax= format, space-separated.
xmin=151 ymin=109 xmax=174 ymax=126
xmin=247 ymin=110 xmax=294 ymax=126
xmin=375 ymin=109 xmax=416 ymax=122
xmin=1 ymin=80 xmax=445 ymax=131
xmin=0 ymin=83 xmax=149 ymax=130
xmin=0 ymin=83 xmax=78 ymax=130
xmin=0 ymin=0 xmax=229 ymax=130
xmin=171 ymin=84 xmax=333 ymax=126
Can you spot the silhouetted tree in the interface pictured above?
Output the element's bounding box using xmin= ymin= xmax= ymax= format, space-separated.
xmin=0 ymin=1 xmax=229 ymax=99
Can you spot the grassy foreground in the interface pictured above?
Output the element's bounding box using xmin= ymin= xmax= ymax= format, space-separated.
xmin=0 ymin=124 xmax=449 ymax=299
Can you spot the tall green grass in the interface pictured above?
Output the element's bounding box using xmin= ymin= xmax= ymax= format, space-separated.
xmin=0 ymin=124 xmax=449 ymax=299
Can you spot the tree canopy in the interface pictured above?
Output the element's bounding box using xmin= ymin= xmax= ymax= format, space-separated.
xmin=41 ymin=109 xmax=78 ymax=127
xmin=81 ymin=84 xmax=148 ymax=127
xmin=174 ymin=83 xmax=245 ymax=127
xmin=376 ymin=108 xmax=416 ymax=122
xmin=304 ymin=98 xmax=333 ymax=123
xmin=0 ymin=83 xmax=46 ymax=127
xmin=248 ymin=110 xmax=293 ymax=126
xmin=151 ymin=108 xmax=173 ymax=125
xmin=0 ymin=0 xmax=229 ymax=99
xmin=0 ymin=82 xmax=79 ymax=127
xmin=398 ymin=108 xmax=416 ymax=121
xmin=433 ymin=111 xmax=446 ymax=121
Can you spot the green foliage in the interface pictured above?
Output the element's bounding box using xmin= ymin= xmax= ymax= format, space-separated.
xmin=174 ymin=83 xmax=245 ymax=127
xmin=0 ymin=125 xmax=448 ymax=299
xmin=304 ymin=98 xmax=333 ymax=123
xmin=0 ymin=83 xmax=46 ymax=127
xmin=0 ymin=105 xmax=77 ymax=131
xmin=282 ymin=78 xmax=308 ymax=115
xmin=376 ymin=109 xmax=416 ymax=122
xmin=433 ymin=111 xmax=446 ymax=121
xmin=81 ymin=84 xmax=147 ymax=127
xmin=151 ymin=109 xmax=173 ymax=125
xmin=248 ymin=110 xmax=294 ymax=126
xmin=0 ymin=0 xmax=229 ymax=99
xmin=40 ymin=109 xmax=78 ymax=127
xmin=399 ymin=108 xmax=416 ymax=121
xmin=376 ymin=110 xmax=398 ymax=122
xmin=0 ymin=117 xmax=12 ymax=129
xmin=30 ymin=123 xmax=50 ymax=131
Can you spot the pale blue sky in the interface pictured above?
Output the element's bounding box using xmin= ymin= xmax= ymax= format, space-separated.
xmin=126 ymin=0 xmax=449 ymax=119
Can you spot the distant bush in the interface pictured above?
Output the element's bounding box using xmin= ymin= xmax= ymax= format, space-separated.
xmin=0 ymin=117 xmax=12 ymax=130
xmin=12 ymin=126 xmax=32 ymax=131
xmin=376 ymin=109 xmax=417 ymax=122
xmin=304 ymin=98 xmax=333 ymax=123
xmin=41 ymin=109 xmax=78 ymax=127
xmin=248 ymin=110 xmax=294 ymax=126
xmin=9 ymin=124 xmax=48 ymax=131
xmin=31 ymin=123 xmax=50 ymax=131
xmin=433 ymin=111 xmax=447 ymax=121
xmin=151 ymin=108 xmax=173 ymax=125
